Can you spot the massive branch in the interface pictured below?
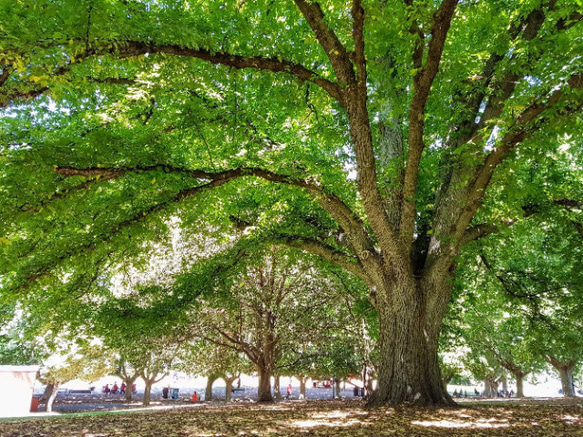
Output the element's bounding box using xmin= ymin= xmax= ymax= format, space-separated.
xmin=453 ymin=74 xmax=583 ymax=243
xmin=292 ymin=0 xmax=354 ymax=87
xmin=119 ymin=41 xmax=342 ymax=102
xmin=400 ymin=0 xmax=459 ymax=243
xmin=56 ymin=165 xmax=378 ymax=273
xmin=278 ymin=235 xmax=367 ymax=282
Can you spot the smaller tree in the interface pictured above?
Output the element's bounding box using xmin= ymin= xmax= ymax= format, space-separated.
xmin=38 ymin=340 xmax=112 ymax=412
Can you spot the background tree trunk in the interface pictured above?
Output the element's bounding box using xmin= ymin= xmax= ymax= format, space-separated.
xmin=334 ymin=379 xmax=341 ymax=399
xmin=45 ymin=382 xmax=60 ymax=413
xmin=514 ymin=372 xmax=525 ymax=398
xmin=224 ymin=375 xmax=238 ymax=402
xmin=546 ymin=357 xmax=576 ymax=397
xmin=205 ymin=375 xmax=218 ymax=401
xmin=273 ymin=374 xmax=281 ymax=400
xmin=298 ymin=376 xmax=308 ymax=398
xmin=558 ymin=366 xmax=576 ymax=397
xmin=123 ymin=375 xmax=139 ymax=401
xmin=143 ymin=382 xmax=152 ymax=406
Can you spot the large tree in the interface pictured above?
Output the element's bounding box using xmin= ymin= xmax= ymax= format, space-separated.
xmin=1 ymin=0 xmax=582 ymax=406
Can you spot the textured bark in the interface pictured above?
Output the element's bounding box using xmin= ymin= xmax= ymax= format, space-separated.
xmin=558 ymin=367 xmax=575 ymax=397
xmin=367 ymin=275 xmax=455 ymax=407
xmin=141 ymin=370 xmax=165 ymax=406
xmin=257 ymin=362 xmax=274 ymax=403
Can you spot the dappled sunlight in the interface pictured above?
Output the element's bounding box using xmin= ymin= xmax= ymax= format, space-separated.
xmin=288 ymin=409 xmax=369 ymax=429
xmin=412 ymin=417 xmax=510 ymax=429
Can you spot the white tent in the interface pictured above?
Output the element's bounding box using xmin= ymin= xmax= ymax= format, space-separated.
xmin=0 ymin=365 xmax=39 ymax=417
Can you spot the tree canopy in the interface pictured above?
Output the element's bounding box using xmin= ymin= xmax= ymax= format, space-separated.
xmin=1 ymin=0 xmax=581 ymax=406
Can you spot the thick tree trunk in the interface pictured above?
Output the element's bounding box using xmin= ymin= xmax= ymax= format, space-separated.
xmin=257 ymin=363 xmax=274 ymax=403
xmin=546 ymin=357 xmax=576 ymax=397
xmin=367 ymin=277 xmax=454 ymax=407
xmin=559 ymin=367 xmax=575 ymax=397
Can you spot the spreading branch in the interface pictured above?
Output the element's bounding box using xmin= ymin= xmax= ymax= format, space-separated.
xmin=119 ymin=41 xmax=342 ymax=101
xmin=278 ymin=235 xmax=366 ymax=282
xmin=453 ymin=74 xmax=583 ymax=242
xmin=292 ymin=0 xmax=354 ymax=87
xmin=400 ymin=0 xmax=459 ymax=242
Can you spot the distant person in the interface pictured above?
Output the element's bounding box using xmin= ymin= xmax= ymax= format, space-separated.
xmin=192 ymin=392 xmax=198 ymax=402
xmin=112 ymin=383 xmax=119 ymax=394
xmin=104 ymin=384 xmax=110 ymax=394
xmin=162 ymin=386 xmax=169 ymax=399
xmin=286 ymin=384 xmax=292 ymax=399
xmin=453 ymin=389 xmax=458 ymax=398
xmin=120 ymin=383 xmax=126 ymax=394
xmin=132 ymin=384 xmax=137 ymax=394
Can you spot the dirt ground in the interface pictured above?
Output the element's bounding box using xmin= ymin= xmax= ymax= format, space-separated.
xmin=2 ymin=397 xmax=582 ymax=436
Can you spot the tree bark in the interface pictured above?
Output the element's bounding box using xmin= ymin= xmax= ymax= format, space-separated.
xmin=298 ymin=376 xmax=308 ymax=398
xmin=514 ymin=372 xmax=525 ymax=398
xmin=123 ymin=375 xmax=138 ymax=402
xmin=45 ymin=382 xmax=60 ymax=413
xmin=367 ymin=276 xmax=455 ymax=407
xmin=223 ymin=375 xmax=238 ymax=402
xmin=205 ymin=375 xmax=218 ymax=401
xmin=334 ymin=378 xmax=342 ymax=399
xmin=546 ymin=356 xmax=576 ymax=397
xmin=143 ymin=382 xmax=152 ymax=406
xmin=558 ymin=367 xmax=575 ymax=397
xmin=42 ymin=383 xmax=54 ymax=404
xmin=273 ymin=374 xmax=281 ymax=400
xmin=257 ymin=362 xmax=274 ymax=403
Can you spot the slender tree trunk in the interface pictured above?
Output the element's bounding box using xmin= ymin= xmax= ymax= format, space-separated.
xmin=273 ymin=374 xmax=281 ymax=400
xmin=335 ymin=379 xmax=342 ymax=399
xmin=42 ymin=383 xmax=54 ymax=404
xmin=257 ymin=362 xmax=274 ymax=403
xmin=46 ymin=382 xmax=61 ymax=413
xmin=298 ymin=376 xmax=308 ymax=398
xmin=367 ymin=276 xmax=454 ymax=407
xmin=224 ymin=376 xmax=237 ymax=402
xmin=123 ymin=375 xmax=139 ymax=401
xmin=143 ymin=381 xmax=152 ymax=406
